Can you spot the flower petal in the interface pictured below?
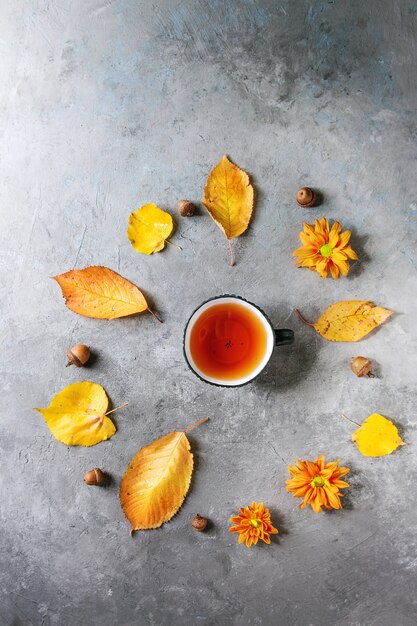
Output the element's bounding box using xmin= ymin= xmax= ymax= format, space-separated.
xmin=311 ymin=494 xmax=323 ymax=513
xmin=344 ymin=245 xmax=359 ymax=260
xmin=293 ymin=246 xmax=319 ymax=259
xmin=316 ymin=257 xmax=329 ymax=277
xmin=337 ymin=230 xmax=351 ymax=248
xmin=325 ymin=488 xmax=342 ymax=509
xmin=333 ymin=258 xmax=350 ymax=275
xmin=329 ymin=261 xmax=340 ymax=279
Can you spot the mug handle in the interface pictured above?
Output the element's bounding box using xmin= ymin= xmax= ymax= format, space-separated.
xmin=274 ymin=329 xmax=294 ymax=346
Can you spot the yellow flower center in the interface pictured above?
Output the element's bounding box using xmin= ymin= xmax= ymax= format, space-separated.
xmin=311 ymin=475 xmax=325 ymax=488
xmin=319 ymin=243 xmax=333 ymax=258
xmin=249 ymin=518 xmax=261 ymax=528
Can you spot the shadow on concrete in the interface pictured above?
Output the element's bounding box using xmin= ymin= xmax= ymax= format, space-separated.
xmin=255 ymin=326 xmax=318 ymax=392
xmin=346 ymin=229 xmax=370 ymax=280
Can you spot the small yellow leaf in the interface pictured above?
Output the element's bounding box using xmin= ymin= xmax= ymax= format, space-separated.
xmin=127 ymin=203 xmax=173 ymax=254
xmin=352 ymin=413 xmax=405 ymax=457
xmin=53 ymin=266 xmax=149 ymax=319
xmin=202 ymin=155 xmax=254 ymax=264
xmin=120 ymin=431 xmax=193 ymax=531
xmin=296 ymin=301 xmax=393 ymax=342
xmin=35 ymin=382 xmax=116 ymax=446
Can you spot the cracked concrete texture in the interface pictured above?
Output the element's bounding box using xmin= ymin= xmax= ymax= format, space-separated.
xmin=1 ymin=1 xmax=417 ymax=624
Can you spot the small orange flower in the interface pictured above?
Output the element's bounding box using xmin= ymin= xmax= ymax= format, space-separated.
xmin=229 ymin=502 xmax=279 ymax=547
xmin=293 ymin=217 xmax=358 ymax=278
xmin=286 ymin=455 xmax=349 ymax=512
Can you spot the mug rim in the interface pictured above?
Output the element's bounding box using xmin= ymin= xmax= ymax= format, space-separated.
xmin=183 ymin=294 xmax=275 ymax=388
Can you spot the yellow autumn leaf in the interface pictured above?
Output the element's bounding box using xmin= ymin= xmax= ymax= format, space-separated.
xmin=352 ymin=413 xmax=405 ymax=457
xmin=296 ymin=301 xmax=393 ymax=342
xmin=127 ymin=203 xmax=173 ymax=254
xmin=53 ymin=266 xmax=160 ymax=321
xmin=202 ymin=155 xmax=254 ymax=265
xmin=120 ymin=418 xmax=208 ymax=531
xmin=35 ymin=382 xmax=118 ymax=446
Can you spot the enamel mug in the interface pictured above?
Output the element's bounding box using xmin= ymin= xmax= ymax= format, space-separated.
xmin=183 ymin=295 xmax=294 ymax=387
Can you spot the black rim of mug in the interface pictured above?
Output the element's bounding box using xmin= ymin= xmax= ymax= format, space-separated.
xmin=183 ymin=294 xmax=278 ymax=388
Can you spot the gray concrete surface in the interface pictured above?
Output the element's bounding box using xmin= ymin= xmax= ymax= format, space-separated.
xmin=1 ymin=1 xmax=417 ymax=625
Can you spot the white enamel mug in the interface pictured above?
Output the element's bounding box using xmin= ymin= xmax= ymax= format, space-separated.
xmin=183 ymin=295 xmax=294 ymax=387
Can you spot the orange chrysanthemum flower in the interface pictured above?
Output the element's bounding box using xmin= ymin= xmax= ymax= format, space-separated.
xmin=286 ymin=455 xmax=349 ymax=512
xmin=293 ymin=217 xmax=358 ymax=278
xmin=229 ymin=502 xmax=279 ymax=547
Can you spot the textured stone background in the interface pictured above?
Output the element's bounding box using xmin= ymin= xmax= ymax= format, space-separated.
xmin=1 ymin=1 xmax=417 ymax=625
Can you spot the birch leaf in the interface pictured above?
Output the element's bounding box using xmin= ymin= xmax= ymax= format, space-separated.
xmin=352 ymin=413 xmax=405 ymax=457
xmin=35 ymin=382 xmax=116 ymax=446
xmin=202 ymin=155 xmax=254 ymax=265
xmin=296 ymin=301 xmax=393 ymax=342
xmin=53 ymin=266 xmax=155 ymax=320
xmin=120 ymin=418 xmax=208 ymax=532
xmin=127 ymin=203 xmax=173 ymax=254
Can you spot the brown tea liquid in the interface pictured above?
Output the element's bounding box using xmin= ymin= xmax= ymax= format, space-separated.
xmin=189 ymin=302 xmax=268 ymax=381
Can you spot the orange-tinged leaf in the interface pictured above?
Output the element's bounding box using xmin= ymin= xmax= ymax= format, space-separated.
xmin=202 ymin=155 xmax=254 ymax=264
xmin=127 ymin=203 xmax=173 ymax=254
xmin=120 ymin=418 xmax=208 ymax=531
xmin=352 ymin=413 xmax=405 ymax=457
xmin=120 ymin=431 xmax=193 ymax=531
xmin=296 ymin=301 xmax=393 ymax=342
xmin=53 ymin=266 xmax=148 ymax=319
xmin=35 ymin=382 xmax=116 ymax=446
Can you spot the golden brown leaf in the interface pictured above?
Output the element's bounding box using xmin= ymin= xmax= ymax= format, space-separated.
xmin=120 ymin=418 xmax=208 ymax=531
xmin=351 ymin=413 xmax=405 ymax=457
xmin=53 ymin=266 xmax=160 ymax=320
xmin=127 ymin=203 xmax=173 ymax=255
xmin=35 ymin=382 xmax=117 ymax=446
xmin=296 ymin=301 xmax=393 ymax=342
xmin=202 ymin=155 xmax=254 ymax=265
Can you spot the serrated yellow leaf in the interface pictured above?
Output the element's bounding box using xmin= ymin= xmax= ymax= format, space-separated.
xmin=202 ymin=155 xmax=254 ymax=264
xmin=120 ymin=431 xmax=193 ymax=531
xmin=296 ymin=301 xmax=393 ymax=341
xmin=127 ymin=203 xmax=173 ymax=254
xmin=352 ymin=413 xmax=405 ymax=457
xmin=35 ymin=382 xmax=116 ymax=446
xmin=53 ymin=266 xmax=148 ymax=319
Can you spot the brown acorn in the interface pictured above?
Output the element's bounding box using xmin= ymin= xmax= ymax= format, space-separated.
xmin=178 ymin=200 xmax=195 ymax=217
xmin=66 ymin=344 xmax=90 ymax=367
xmin=191 ymin=514 xmax=208 ymax=531
xmin=296 ymin=187 xmax=316 ymax=208
xmin=84 ymin=468 xmax=106 ymax=486
xmin=350 ymin=356 xmax=374 ymax=378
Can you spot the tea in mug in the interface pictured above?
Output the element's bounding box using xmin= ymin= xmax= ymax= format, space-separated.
xmin=189 ymin=302 xmax=268 ymax=381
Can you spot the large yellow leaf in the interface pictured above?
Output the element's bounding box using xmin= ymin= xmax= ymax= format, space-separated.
xmin=53 ymin=266 xmax=149 ymax=320
xmin=35 ymin=382 xmax=116 ymax=446
xmin=202 ymin=155 xmax=254 ymax=265
xmin=127 ymin=203 xmax=173 ymax=254
xmin=352 ymin=413 xmax=405 ymax=457
xmin=120 ymin=418 xmax=208 ymax=531
xmin=296 ymin=301 xmax=393 ymax=341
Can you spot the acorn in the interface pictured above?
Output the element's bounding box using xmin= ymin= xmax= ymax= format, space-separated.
xmin=84 ymin=468 xmax=106 ymax=486
xmin=191 ymin=514 xmax=208 ymax=531
xmin=350 ymin=356 xmax=374 ymax=378
xmin=296 ymin=187 xmax=316 ymax=208
xmin=178 ymin=200 xmax=195 ymax=217
xmin=66 ymin=344 xmax=90 ymax=367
